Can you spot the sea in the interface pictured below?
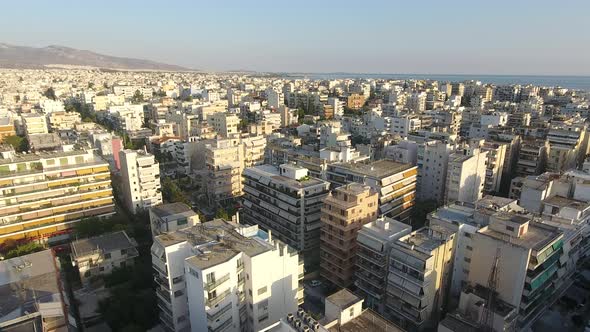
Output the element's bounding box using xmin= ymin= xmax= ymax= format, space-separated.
xmin=283 ymin=73 xmax=590 ymax=91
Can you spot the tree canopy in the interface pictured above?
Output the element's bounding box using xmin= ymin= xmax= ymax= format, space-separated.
xmin=4 ymin=135 xmax=29 ymax=153
xmin=131 ymin=90 xmax=144 ymax=104
xmin=43 ymin=87 xmax=57 ymax=100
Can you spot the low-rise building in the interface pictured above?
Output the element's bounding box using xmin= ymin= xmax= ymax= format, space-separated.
xmin=149 ymin=202 xmax=201 ymax=236
xmin=71 ymin=230 xmax=138 ymax=284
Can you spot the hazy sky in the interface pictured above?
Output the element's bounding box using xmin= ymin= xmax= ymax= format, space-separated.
xmin=1 ymin=0 xmax=589 ymax=75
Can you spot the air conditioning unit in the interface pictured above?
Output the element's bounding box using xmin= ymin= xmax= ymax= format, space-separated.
xmin=294 ymin=319 xmax=302 ymax=329
xmin=287 ymin=313 xmax=294 ymax=323
xmin=312 ymin=322 xmax=321 ymax=331
xmin=302 ymin=326 xmax=310 ymax=332
xmin=297 ymin=308 xmax=305 ymax=317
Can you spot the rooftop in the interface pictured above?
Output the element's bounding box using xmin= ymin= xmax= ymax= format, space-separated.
xmin=326 ymin=289 xmax=359 ymax=309
xmin=330 ymin=159 xmax=414 ymax=179
xmin=544 ymin=195 xmax=590 ymax=211
xmin=71 ymin=231 xmax=136 ymax=258
xmin=150 ymin=202 xmax=195 ymax=218
xmin=359 ymin=217 xmax=412 ymax=242
xmin=0 ymin=250 xmax=62 ymax=321
xmin=157 ymin=219 xmax=276 ymax=270
xmin=328 ymin=309 xmax=404 ymax=332
xmin=480 ymin=212 xmax=562 ymax=251
xmin=245 ymin=164 xmax=329 ymax=190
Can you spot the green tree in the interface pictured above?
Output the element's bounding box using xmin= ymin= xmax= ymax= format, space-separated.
xmin=43 ymin=87 xmax=57 ymax=100
xmin=410 ymin=200 xmax=439 ymax=229
xmin=131 ymin=90 xmax=144 ymax=104
xmin=162 ymin=178 xmax=190 ymax=205
xmin=4 ymin=242 xmax=44 ymax=259
xmin=4 ymin=135 xmax=29 ymax=152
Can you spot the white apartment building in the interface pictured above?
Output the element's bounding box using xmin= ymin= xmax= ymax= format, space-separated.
xmin=417 ymin=140 xmax=455 ymax=204
xmin=266 ymin=88 xmax=284 ymax=109
xmin=151 ymin=219 xmax=303 ymax=332
xmin=241 ymin=164 xmax=330 ymax=272
xmin=444 ymin=148 xmax=488 ymax=204
xmin=390 ymin=115 xmax=421 ymax=138
xmin=355 ymin=217 xmax=411 ymax=314
xmin=384 ymin=140 xmax=418 ymax=165
xmin=119 ymin=149 xmax=162 ymax=214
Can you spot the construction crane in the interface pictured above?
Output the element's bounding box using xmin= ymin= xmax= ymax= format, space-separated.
xmin=481 ymin=247 xmax=501 ymax=332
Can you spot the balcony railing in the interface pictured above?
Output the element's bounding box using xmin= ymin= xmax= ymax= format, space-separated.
xmin=208 ymin=316 xmax=232 ymax=332
xmin=205 ymin=273 xmax=230 ymax=292
xmin=206 ymin=289 xmax=231 ymax=307
xmin=207 ymin=302 xmax=232 ymax=322
xmin=156 ymin=287 xmax=171 ymax=303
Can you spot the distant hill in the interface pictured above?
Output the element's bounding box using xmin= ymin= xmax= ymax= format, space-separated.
xmin=0 ymin=43 xmax=190 ymax=71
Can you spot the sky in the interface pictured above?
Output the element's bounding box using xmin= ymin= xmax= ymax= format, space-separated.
xmin=1 ymin=0 xmax=589 ymax=75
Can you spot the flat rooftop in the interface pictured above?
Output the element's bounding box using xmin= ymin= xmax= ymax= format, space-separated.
xmin=150 ymin=202 xmax=195 ymax=218
xmin=245 ymin=164 xmax=328 ymax=189
xmin=328 ymin=309 xmax=404 ymax=332
xmin=71 ymin=231 xmax=136 ymax=258
xmin=330 ymin=159 xmax=414 ymax=179
xmin=0 ymin=250 xmax=62 ymax=320
xmin=326 ymin=289 xmax=359 ymax=309
xmin=481 ymin=213 xmax=562 ymax=251
xmin=359 ymin=217 xmax=411 ymax=241
xmin=157 ymin=219 xmax=275 ymax=270
xmin=544 ymin=195 xmax=590 ymax=211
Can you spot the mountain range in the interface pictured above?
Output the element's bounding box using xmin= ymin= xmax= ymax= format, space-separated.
xmin=0 ymin=43 xmax=189 ymax=71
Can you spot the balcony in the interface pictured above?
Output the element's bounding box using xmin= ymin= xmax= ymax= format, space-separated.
xmin=207 ymin=302 xmax=232 ymax=322
xmin=155 ymin=275 xmax=170 ymax=291
xmin=208 ymin=316 xmax=232 ymax=332
xmin=205 ymin=273 xmax=230 ymax=292
xmin=206 ymin=288 xmax=231 ymax=308
xmin=156 ymin=287 xmax=171 ymax=303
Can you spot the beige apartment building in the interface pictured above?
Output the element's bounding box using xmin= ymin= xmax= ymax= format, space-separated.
xmin=48 ymin=111 xmax=82 ymax=131
xmin=207 ymin=112 xmax=239 ymax=137
xmin=320 ymin=183 xmax=378 ymax=288
xmin=0 ymin=149 xmax=115 ymax=243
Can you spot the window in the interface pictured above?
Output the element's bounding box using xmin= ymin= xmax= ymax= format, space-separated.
xmin=257 ymin=286 xmax=267 ymax=295
xmin=349 ymin=307 xmax=354 ymax=317
xmin=258 ymin=313 xmax=269 ymax=323
xmin=174 ymin=290 xmax=184 ymax=297
xmin=506 ymin=225 xmax=515 ymax=232
xmin=173 ymin=276 xmax=184 ymax=284
xmin=189 ymin=268 xmax=199 ymax=279
xmin=104 ymin=253 xmax=111 ymax=259
xmin=206 ymin=272 xmax=216 ymax=283
xmin=177 ymin=218 xmax=188 ymax=226
xmin=99 ymin=266 xmax=105 ymax=272
xmin=248 ymin=289 xmax=252 ymax=296
xmin=464 ymin=257 xmax=471 ymax=263
xmin=258 ymin=299 xmax=269 ymax=311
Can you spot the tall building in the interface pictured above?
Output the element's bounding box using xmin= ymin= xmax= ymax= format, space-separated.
xmin=416 ymin=140 xmax=455 ymax=204
xmin=207 ymin=112 xmax=240 ymax=138
xmin=347 ymin=93 xmax=365 ymax=110
xmin=151 ymin=219 xmax=303 ymax=332
xmin=241 ymin=164 xmax=330 ymax=272
xmin=481 ymin=140 xmax=508 ymax=194
xmin=21 ymin=112 xmax=48 ymax=137
xmin=467 ymin=211 xmax=563 ymax=328
xmin=327 ymin=160 xmax=418 ymax=222
xmin=320 ymin=183 xmax=378 ymax=288
xmin=119 ymin=149 xmax=162 ymax=214
xmin=0 ymin=149 xmax=114 ymax=243
xmin=386 ymin=226 xmax=456 ymax=331
xmin=444 ymin=148 xmax=488 ymax=204
xmin=355 ymin=217 xmax=411 ymax=313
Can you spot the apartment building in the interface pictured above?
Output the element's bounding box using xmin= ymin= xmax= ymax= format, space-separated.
xmin=193 ymin=134 xmax=266 ymax=206
xmin=320 ymin=183 xmax=378 ymax=288
xmin=327 ymin=160 xmax=418 ymax=222
xmin=48 ymin=111 xmax=81 ymax=131
xmin=444 ymin=148 xmax=488 ymax=204
xmin=516 ymin=139 xmax=549 ymax=178
xmin=347 ymin=93 xmax=365 ymax=110
xmin=241 ymin=164 xmax=330 ymax=272
xmin=149 ymin=202 xmax=201 ymax=236
xmin=151 ymin=219 xmax=302 ymax=332
xmin=207 ymin=112 xmax=239 ymax=137
xmin=119 ymin=149 xmax=162 ymax=214
xmin=355 ymin=217 xmax=411 ymax=313
xmin=0 ymin=117 xmax=16 ymax=141
xmin=21 ymin=112 xmax=48 ymax=137
xmin=71 ymin=230 xmax=138 ymax=284
xmin=0 ymin=149 xmax=115 ymax=243
xmin=416 ymin=140 xmax=455 ymax=204
xmin=467 ymin=211 xmax=563 ymax=328
xmin=546 ymin=128 xmax=587 ymax=173
xmin=481 ymin=140 xmax=508 ymax=194
xmin=386 ymin=226 xmax=456 ymax=331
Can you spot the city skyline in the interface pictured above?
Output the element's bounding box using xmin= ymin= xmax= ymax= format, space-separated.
xmin=1 ymin=0 xmax=589 ymax=75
